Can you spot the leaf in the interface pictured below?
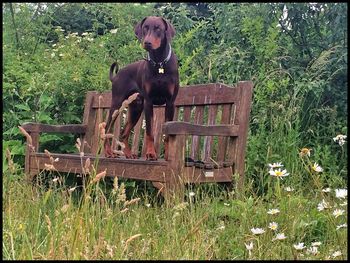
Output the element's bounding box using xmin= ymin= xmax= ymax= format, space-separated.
xmin=14 ymin=104 xmax=31 ymax=111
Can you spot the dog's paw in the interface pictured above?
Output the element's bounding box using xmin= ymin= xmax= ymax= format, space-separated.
xmin=146 ymin=152 xmax=157 ymax=161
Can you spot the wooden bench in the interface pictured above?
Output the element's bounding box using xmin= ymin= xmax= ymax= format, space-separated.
xmin=21 ymin=81 xmax=253 ymax=201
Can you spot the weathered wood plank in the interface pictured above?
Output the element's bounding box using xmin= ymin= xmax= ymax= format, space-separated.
xmin=163 ymin=121 xmax=239 ymax=136
xmin=153 ymin=107 xmax=165 ymax=157
xmin=230 ymin=81 xmax=254 ymax=188
xmin=190 ymin=106 xmax=204 ymax=160
xmin=217 ymin=104 xmax=232 ymax=162
xmin=90 ymin=83 xmax=241 ymax=108
xmin=21 ymin=123 xmax=87 ymax=134
xmin=31 ymin=153 xmax=168 ymax=181
xmin=202 ymin=105 xmax=218 ymax=161
xmin=82 ymin=92 xmax=97 ymax=154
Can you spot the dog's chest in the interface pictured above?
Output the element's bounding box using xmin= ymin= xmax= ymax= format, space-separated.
xmin=148 ymin=75 xmax=172 ymax=105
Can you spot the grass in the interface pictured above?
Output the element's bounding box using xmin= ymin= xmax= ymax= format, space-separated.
xmin=2 ymin=160 xmax=347 ymax=260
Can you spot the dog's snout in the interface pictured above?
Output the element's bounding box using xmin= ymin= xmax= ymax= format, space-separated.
xmin=144 ymin=41 xmax=152 ymax=49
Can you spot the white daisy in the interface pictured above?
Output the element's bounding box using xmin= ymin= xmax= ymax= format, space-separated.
xmin=268 ymin=222 xmax=278 ymax=231
xmin=272 ymin=233 xmax=287 ymax=241
xmin=293 ymin=243 xmax=305 ymax=250
xmin=311 ymin=162 xmax=323 ymax=173
xmin=307 ymin=246 xmax=318 ymax=255
xmin=245 ymin=242 xmax=254 ymax=251
xmin=336 ymin=223 xmax=347 ymax=230
xmin=331 ymin=250 xmax=342 ymax=258
xmin=284 ymin=186 xmax=294 ymax=192
xmin=333 ymin=134 xmax=347 ymax=146
xmin=322 ymin=187 xmax=331 ymax=193
xmin=268 ymin=162 xmax=284 ymax=169
xmin=332 ymin=209 xmax=345 ymax=218
xmin=251 ymin=227 xmax=265 ymax=235
xmin=311 ymin=241 xmax=321 ymax=247
xmin=269 ymin=168 xmax=289 ymax=178
xmin=317 ymin=199 xmax=331 ymax=211
xmin=267 ymin=208 xmax=280 ymax=215
xmin=335 ymin=189 xmax=347 ymax=199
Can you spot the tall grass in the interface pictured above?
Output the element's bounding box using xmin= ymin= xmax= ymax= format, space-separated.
xmin=2 ymin=154 xmax=347 ymax=259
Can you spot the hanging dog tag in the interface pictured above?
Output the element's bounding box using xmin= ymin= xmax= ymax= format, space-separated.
xmin=158 ymin=67 xmax=164 ymax=74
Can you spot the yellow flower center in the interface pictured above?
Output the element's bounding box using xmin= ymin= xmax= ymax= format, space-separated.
xmin=275 ymin=171 xmax=283 ymax=177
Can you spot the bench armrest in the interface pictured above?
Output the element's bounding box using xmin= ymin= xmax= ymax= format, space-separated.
xmin=162 ymin=121 xmax=239 ymax=136
xmin=21 ymin=122 xmax=87 ymax=134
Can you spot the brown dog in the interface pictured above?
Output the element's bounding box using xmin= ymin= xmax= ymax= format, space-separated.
xmin=104 ymin=16 xmax=179 ymax=160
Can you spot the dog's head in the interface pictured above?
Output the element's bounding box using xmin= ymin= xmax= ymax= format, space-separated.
xmin=134 ymin=16 xmax=175 ymax=51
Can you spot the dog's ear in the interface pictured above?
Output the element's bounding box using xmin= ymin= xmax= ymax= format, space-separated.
xmin=161 ymin=18 xmax=175 ymax=42
xmin=134 ymin=17 xmax=147 ymax=41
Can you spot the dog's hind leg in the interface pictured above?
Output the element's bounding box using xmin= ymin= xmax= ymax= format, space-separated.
xmin=120 ymin=94 xmax=143 ymax=159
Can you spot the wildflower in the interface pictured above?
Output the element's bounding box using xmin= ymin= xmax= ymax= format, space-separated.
xmin=92 ymin=170 xmax=107 ymax=183
xmin=250 ymin=228 xmax=265 ymax=235
xmin=267 ymin=208 xmax=280 ymax=215
xmin=245 ymin=241 xmax=253 ymax=256
xmin=268 ymin=162 xmax=284 ymax=169
xmin=245 ymin=242 xmax=254 ymax=251
xmin=44 ymin=163 xmax=56 ymax=171
xmin=272 ymin=233 xmax=287 ymax=241
xmin=307 ymin=246 xmax=318 ymax=255
xmin=189 ymin=192 xmax=195 ymax=197
xmin=311 ymin=242 xmax=322 ymax=247
xmin=82 ymin=32 xmax=89 ymax=36
xmin=269 ymin=168 xmax=289 ymax=179
xmin=52 ymin=177 xmax=59 ymax=182
xmin=299 ymin=148 xmax=312 ymax=157
xmin=333 ymin=134 xmax=347 ymax=146
xmin=322 ymin=187 xmax=331 ymax=193
xmin=268 ymin=222 xmax=278 ymax=231
xmin=59 ymin=53 xmax=64 ymax=57
xmin=223 ymin=203 xmax=230 ymax=206
xmin=336 ymin=223 xmax=347 ymax=230
xmin=311 ymin=162 xmax=323 ymax=173
xmin=145 ymin=203 xmax=151 ymax=208
xmin=284 ymin=186 xmax=294 ymax=192
xmin=110 ymin=28 xmax=118 ymax=34
xmin=86 ymin=37 xmax=94 ymax=42
xmin=294 ymin=243 xmax=306 ymax=250
xmin=124 ymin=198 xmax=141 ymax=207
xmin=120 ymin=208 xmax=129 ymax=213
xmin=331 ymin=250 xmax=342 ymax=258
xmin=317 ymin=199 xmax=331 ymax=211
xmin=68 ymin=186 xmax=77 ymax=193
xmin=332 ymin=209 xmax=345 ymax=218
xmin=335 ymin=188 xmax=347 ymax=199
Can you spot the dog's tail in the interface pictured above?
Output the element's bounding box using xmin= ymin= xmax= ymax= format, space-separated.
xmin=109 ymin=62 xmax=119 ymax=81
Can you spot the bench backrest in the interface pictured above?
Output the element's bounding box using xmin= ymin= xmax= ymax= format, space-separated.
xmin=82 ymin=82 xmax=253 ymax=167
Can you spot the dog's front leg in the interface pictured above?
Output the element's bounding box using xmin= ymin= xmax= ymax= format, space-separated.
xmin=144 ymin=98 xmax=157 ymax=160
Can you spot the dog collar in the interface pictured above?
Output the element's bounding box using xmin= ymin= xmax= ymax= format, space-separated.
xmin=146 ymin=44 xmax=172 ymax=74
